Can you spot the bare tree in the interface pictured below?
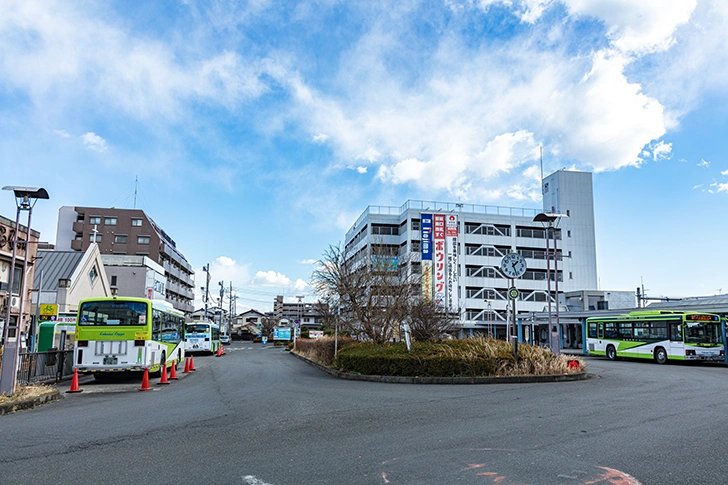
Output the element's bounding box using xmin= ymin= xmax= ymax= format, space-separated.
xmin=312 ymin=242 xmax=418 ymax=345
xmin=260 ymin=315 xmax=278 ymax=336
xmin=407 ymin=300 xmax=459 ymax=342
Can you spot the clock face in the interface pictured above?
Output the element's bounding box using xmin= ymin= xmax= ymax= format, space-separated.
xmin=500 ymin=253 xmax=527 ymax=278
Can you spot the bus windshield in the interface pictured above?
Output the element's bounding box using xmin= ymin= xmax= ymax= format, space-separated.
xmin=684 ymin=323 xmax=722 ymax=345
xmin=79 ymin=301 xmax=148 ymax=326
xmin=186 ymin=324 xmax=210 ymax=334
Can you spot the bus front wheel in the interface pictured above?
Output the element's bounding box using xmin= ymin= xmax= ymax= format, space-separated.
xmin=654 ymin=347 xmax=668 ymax=365
xmin=606 ymin=345 xmax=617 ymax=361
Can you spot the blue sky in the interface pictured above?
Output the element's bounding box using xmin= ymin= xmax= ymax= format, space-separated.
xmin=1 ymin=0 xmax=727 ymax=311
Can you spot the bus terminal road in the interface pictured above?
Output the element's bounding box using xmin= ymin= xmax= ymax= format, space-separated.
xmin=1 ymin=343 xmax=727 ymax=485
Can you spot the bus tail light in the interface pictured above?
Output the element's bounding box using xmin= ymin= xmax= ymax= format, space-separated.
xmin=77 ymin=340 xmax=88 ymax=347
xmin=685 ymin=350 xmax=695 ymax=356
xmin=134 ymin=340 xmax=145 ymax=347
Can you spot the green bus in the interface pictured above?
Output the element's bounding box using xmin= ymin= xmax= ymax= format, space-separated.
xmin=74 ymin=297 xmax=186 ymax=376
xmin=587 ymin=311 xmax=725 ymax=364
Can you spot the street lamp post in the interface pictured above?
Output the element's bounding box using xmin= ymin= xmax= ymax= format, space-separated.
xmin=533 ymin=212 xmax=568 ymax=356
xmin=1 ymin=186 xmax=49 ymax=396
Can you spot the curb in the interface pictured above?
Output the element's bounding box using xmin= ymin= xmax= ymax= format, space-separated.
xmin=0 ymin=388 xmax=61 ymax=416
xmin=291 ymin=352 xmax=590 ymax=384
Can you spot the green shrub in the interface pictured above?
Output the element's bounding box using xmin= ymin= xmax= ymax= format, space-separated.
xmin=332 ymin=337 xmax=585 ymax=377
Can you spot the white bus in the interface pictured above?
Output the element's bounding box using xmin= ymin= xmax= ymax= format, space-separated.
xmin=587 ymin=311 xmax=725 ymax=364
xmin=185 ymin=322 xmax=221 ymax=355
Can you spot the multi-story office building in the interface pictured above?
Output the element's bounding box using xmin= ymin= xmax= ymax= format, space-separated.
xmin=343 ymin=170 xmax=598 ymax=347
xmin=55 ymin=207 xmax=195 ymax=313
xmin=273 ymin=295 xmax=322 ymax=328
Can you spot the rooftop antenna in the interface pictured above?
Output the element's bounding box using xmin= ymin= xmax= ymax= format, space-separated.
xmin=134 ymin=176 xmax=138 ymax=209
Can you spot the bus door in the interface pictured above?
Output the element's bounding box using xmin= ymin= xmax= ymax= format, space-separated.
xmin=669 ymin=321 xmax=684 ymax=356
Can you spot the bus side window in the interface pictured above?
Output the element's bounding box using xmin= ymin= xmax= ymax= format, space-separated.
xmin=152 ymin=310 xmax=161 ymax=341
xmin=588 ymin=322 xmax=597 ymax=339
xmin=670 ymin=322 xmax=682 ymax=341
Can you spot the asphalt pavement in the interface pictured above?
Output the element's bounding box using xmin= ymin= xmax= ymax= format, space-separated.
xmin=1 ymin=342 xmax=727 ymax=485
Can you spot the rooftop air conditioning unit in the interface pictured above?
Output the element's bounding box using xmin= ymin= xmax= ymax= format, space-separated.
xmin=10 ymin=296 xmax=19 ymax=312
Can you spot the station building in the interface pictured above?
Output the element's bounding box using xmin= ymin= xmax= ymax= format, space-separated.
xmin=343 ymin=170 xmax=598 ymax=348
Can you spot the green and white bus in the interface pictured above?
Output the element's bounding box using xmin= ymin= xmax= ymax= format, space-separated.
xmin=74 ymin=297 xmax=186 ymax=376
xmin=184 ymin=322 xmax=221 ymax=355
xmin=587 ymin=311 xmax=725 ymax=364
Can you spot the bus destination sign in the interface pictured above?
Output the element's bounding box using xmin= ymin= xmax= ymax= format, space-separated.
xmin=686 ymin=314 xmax=719 ymax=322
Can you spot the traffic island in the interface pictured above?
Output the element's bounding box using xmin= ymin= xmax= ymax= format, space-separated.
xmin=291 ymin=351 xmax=590 ymax=384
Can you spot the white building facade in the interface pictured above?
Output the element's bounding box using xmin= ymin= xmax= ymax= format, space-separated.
xmin=343 ymin=170 xmax=598 ymax=345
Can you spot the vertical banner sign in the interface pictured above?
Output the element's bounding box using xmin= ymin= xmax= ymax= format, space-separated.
xmin=420 ymin=214 xmax=433 ymax=302
xmin=446 ymin=214 xmax=459 ymax=312
xmin=433 ymin=214 xmax=446 ymax=307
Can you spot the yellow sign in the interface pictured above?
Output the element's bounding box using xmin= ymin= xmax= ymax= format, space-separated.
xmin=40 ymin=304 xmax=58 ymax=316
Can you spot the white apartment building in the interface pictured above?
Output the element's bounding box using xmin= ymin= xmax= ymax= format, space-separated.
xmin=343 ymin=170 xmax=598 ymax=346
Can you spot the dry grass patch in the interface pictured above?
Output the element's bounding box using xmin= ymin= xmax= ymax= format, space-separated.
xmin=0 ymin=384 xmax=56 ymax=405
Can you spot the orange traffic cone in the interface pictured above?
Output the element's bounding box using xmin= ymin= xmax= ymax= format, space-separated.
xmin=169 ymin=360 xmax=179 ymax=380
xmin=216 ymin=345 xmax=222 ymax=357
xmin=158 ymin=361 xmax=170 ymax=385
xmin=183 ymin=357 xmax=191 ymax=374
xmin=138 ymin=368 xmax=152 ymax=391
xmin=66 ymin=368 xmax=83 ymax=393
xmin=221 ymin=345 xmax=226 ymax=356
xmin=189 ymin=355 xmax=196 ymax=371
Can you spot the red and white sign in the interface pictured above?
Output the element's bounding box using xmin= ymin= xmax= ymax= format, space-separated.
xmin=433 ymin=214 xmax=446 ymax=306
xmin=446 ymin=214 xmax=459 ymax=311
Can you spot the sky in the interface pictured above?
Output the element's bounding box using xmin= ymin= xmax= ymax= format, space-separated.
xmin=1 ymin=0 xmax=727 ymax=312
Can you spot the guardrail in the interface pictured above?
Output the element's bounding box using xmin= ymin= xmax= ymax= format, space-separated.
xmin=12 ymin=350 xmax=75 ymax=386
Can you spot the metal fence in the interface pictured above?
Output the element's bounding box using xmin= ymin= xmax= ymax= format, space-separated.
xmin=13 ymin=350 xmax=74 ymax=386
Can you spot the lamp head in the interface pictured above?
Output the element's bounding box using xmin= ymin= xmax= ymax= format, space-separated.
xmin=2 ymin=186 xmax=50 ymax=200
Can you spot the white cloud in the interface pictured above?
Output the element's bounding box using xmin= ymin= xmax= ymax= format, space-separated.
xmin=81 ymin=132 xmax=108 ymax=152
xmin=252 ymin=270 xmax=292 ymax=287
xmin=650 ymin=141 xmax=672 ymax=161
xmin=54 ymin=129 xmax=70 ymax=137
xmin=709 ymin=181 xmax=728 ymax=194
xmin=347 ymin=165 xmax=368 ymax=174
xmin=562 ymin=0 xmax=697 ymax=54
xmin=698 ymin=159 xmax=710 ymax=168
xmin=293 ymin=279 xmax=309 ymax=291
xmin=721 ymin=170 xmax=728 ymax=176
xmin=298 ymin=259 xmax=317 ymax=265
xmin=312 ymin=133 xmax=329 ymax=143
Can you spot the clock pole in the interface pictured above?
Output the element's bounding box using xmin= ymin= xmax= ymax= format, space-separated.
xmin=512 ymin=278 xmax=518 ymax=361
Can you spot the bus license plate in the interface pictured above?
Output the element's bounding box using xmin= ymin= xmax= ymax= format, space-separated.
xmin=103 ymin=357 xmax=118 ymax=365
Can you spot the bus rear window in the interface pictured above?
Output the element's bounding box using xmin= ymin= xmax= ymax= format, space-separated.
xmin=186 ymin=325 xmax=210 ymax=334
xmin=79 ymin=301 xmax=148 ymax=326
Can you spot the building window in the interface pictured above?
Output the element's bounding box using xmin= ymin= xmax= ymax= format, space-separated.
xmin=89 ymin=266 xmax=97 ymax=284
xmin=114 ymin=235 xmax=127 ymax=244
xmin=567 ymin=230 xmax=571 ymax=238
xmin=566 ymin=209 xmax=570 ymax=216
xmin=138 ymin=236 xmax=151 ymax=244
xmin=89 ymin=216 xmax=101 ymax=225
xmin=104 ymin=217 xmax=117 ymax=225
xmin=111 ymin=275 xmax=117 ymax=286
xmin=131 ymin=218 xmax=143 ymax=227
xmin=569 ymin=272 xmax=573 ymax=279
xmin=568 ymin=250 xmax=572 ymax=258
xmin=89 ymin=233 xmax=102 ymax=243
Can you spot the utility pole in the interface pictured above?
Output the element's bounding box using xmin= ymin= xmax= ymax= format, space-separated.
xmin=202 ymin=264 xmax=210 ymax=320
xmin=219 ymin=281 xmax=225 ymax=332
xmin=228 ymin=281 xmax=233 ymax=335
